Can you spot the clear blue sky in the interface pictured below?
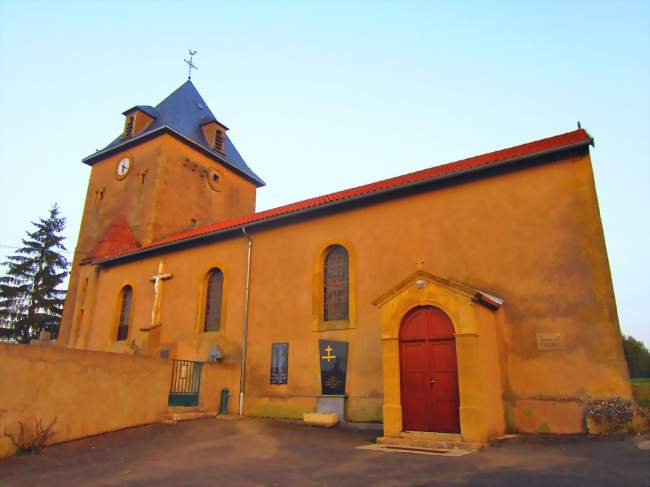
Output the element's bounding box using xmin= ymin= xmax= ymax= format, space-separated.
xmin=1 ymin=1 xmax=648 ymax=345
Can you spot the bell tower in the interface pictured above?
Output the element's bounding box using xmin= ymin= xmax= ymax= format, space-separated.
xmin=58 ymin=80 xmax=264 ymax=347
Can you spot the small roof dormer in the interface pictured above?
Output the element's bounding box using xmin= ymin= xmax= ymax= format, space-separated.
xmin=200 ymin=116 xmax=229 ymax=155
xmin=121 ymin=105 xmax=159 ymax=139
xmin=83 ymin=80 xmax=264 ymax=187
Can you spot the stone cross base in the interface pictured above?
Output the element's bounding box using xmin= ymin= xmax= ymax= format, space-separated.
xmin=30 ymin=331 xmax=54 ymax=346
xmin=316 ymin=394 xmax=347 ymax=424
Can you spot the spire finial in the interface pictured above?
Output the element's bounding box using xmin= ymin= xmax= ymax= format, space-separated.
xmin=184 ymin=50 xmax=198 ymax=80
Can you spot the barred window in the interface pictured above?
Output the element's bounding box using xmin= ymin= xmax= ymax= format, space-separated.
xmin=204 ymin=269 xmax=223 ymax=332
xmin=324 ymin=245 xmax=349 ymax=321
xmin=116 ymin=286 xmax=132 ymax=341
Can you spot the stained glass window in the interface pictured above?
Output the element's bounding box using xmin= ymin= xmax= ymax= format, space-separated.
xmin=324 ymin=245 xmax=349 ymax=321
xmin=116 ymin=286 xmax=132 ymax=341
xmin=204 ymin=269 xmax=223 ymax=332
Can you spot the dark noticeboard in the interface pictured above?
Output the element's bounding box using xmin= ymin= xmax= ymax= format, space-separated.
xmin=270 ymin=343 xmax=289 ymax=385
xmin=319 ymin=340 xmax=348 ymax=395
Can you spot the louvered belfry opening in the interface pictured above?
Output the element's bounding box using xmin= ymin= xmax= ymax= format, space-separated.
xmin=123 ymin=115 xmax=135 ymax=138
xmin=324 ymin=245 xmax=349 ymax=321
xmin=213 ymin=130 xmax=225 ymax=153
xmin=204 ymin=269 xmax=223 ymax=332
xmin=116 ymin=285 xmax=132 ymax=340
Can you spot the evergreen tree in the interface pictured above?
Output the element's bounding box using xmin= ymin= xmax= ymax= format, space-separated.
xmin=0 ymin=205 xmax=69 ymax=343
xmin=623 ymin=335 xmax=650 ymax=378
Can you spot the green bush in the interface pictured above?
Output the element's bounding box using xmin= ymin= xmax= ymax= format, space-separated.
xmin=622 ymin=335 xmax=650 ymax=378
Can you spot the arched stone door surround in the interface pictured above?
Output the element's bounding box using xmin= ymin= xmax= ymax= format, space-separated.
xmin=372 ymin=270 xmax=506 ymax=444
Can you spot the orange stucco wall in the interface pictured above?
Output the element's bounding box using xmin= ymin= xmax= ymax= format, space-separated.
xmin=69 ymin=235 xmax=249 ymax=363
xmin=200 ymin=362 xmax=240 ymax=414
xmin=59 ymin=134 xmax=257 ymax=347
xmin=60 ymin=145 xmax=631 ymax=435
xmin=242 ymin=149 xmax=630 ymax=430
xmin=154 ymin=136 xmax=257 ymax=239
xmin=0 ymin=343 xmax=172 ymax=459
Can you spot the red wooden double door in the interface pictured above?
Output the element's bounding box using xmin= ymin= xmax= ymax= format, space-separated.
xmin=399 ymin=306 xmax=460 ymax=433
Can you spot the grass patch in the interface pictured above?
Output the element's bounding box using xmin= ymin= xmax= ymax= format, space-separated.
xmin=631 ymin=378 xmax=650 ymax=406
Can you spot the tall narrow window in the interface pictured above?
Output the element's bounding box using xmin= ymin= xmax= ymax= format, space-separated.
xmin=116 ymin=285 xmax=132 ymax=341
xmin=324 ymin=245 xmax=349 ymax=321
xmin=123 ymin=115 xmax=135 ymax=138
xmin=204 ymin=269 xmax=224 ymax=332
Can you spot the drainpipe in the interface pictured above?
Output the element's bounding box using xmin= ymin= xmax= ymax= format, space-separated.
xmin=239 ymin=227 xmax=252 ymax=416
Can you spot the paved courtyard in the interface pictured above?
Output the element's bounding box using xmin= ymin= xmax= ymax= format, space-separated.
xmin=0 ymin=417 xmax=647 ymax=486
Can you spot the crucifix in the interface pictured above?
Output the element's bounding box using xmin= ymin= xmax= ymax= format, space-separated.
xmin=140 ymin=261 xmax=173 ymax=331
xmin=184 ymin=50 xmax=198 ymax=80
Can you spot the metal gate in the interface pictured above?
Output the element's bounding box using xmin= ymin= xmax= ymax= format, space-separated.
xmin=168 ymin=359 xmax=203 ymax=407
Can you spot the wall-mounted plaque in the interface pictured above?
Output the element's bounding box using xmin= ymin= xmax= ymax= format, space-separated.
xmin=270 ymin=343 xmax=289 ymax=385
xmin=319 ymin=340 xmax=348 ymax=395
xmin=536 ymin=332 xmax=564 ymax=351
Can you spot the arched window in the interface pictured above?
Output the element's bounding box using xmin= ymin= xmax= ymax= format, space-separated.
xmin=204 ymin=269 xmax=224 ymax=332
xmin=324 ymin=245 xmax=349 ymax=321
xmin=116 ymin=285 xmax=132 ymax=341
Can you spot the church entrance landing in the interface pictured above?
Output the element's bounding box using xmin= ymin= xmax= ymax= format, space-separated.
xmin=372 ymin=270 xmax=506 ymax=445
xmin=400 ymin=306 xmax=460 ymax=434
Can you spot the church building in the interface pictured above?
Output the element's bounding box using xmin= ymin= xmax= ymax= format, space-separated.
xmin=57 ymin=79 xmax=632 ymax=444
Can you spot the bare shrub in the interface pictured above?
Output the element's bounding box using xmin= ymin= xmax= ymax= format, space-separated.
xmin=3 ymin=417 xmax=57 ymax=455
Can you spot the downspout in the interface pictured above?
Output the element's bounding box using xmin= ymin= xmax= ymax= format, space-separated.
xmin=239 ymin=227 xmax=252 ymax=416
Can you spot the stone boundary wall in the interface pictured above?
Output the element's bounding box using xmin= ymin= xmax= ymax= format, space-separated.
xmin=0 ymin=344 xmax=173 ymax=459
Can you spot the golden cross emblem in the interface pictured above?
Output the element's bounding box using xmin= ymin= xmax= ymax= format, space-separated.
xmin=321 ymin=345 xmax=336 ymax=363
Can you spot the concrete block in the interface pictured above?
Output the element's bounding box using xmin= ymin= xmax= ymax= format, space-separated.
xmin=316 ymin=395 xmax=346 ymax=423
xmin=303 ymin=412 xmax=338 ymax=428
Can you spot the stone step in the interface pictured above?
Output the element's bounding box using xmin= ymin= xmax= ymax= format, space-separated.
xmin=358 ymin=443 xmax=473 ymax=457
xmin=167 ymin=406 xmax=200 ymax=414
xmin=401 ymin=431 xmax=461 ymax=442
xmin=377 ymin=434 xmax=481 ymax=452
xmin=163 ymin=410 xmax=218 ymax=423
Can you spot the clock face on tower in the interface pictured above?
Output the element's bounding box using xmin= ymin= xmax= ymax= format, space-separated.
xmin=116 ymin=158 xmax=131 ymax=179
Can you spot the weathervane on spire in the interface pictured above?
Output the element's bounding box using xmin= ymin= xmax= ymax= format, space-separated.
xmin=184 ymin=50 xmax=198 ymax=80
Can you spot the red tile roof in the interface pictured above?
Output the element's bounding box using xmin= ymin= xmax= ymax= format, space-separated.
xmin=99 ymin=128 xmax=593 ymax=263
xmin=87 ymin=215 xmax=139 ymax=260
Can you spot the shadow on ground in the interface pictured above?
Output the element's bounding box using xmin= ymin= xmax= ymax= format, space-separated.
xmin=0 ymin=418 xmax=647 ymax=486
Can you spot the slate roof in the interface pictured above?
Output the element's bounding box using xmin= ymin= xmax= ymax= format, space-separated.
xmin=97 ymin=128 xmax=593 ymax=264
xmin=122 ymin=105 xmax=159 ymax=119
xmin=82 ymin=81 xmax=264 ymax=187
